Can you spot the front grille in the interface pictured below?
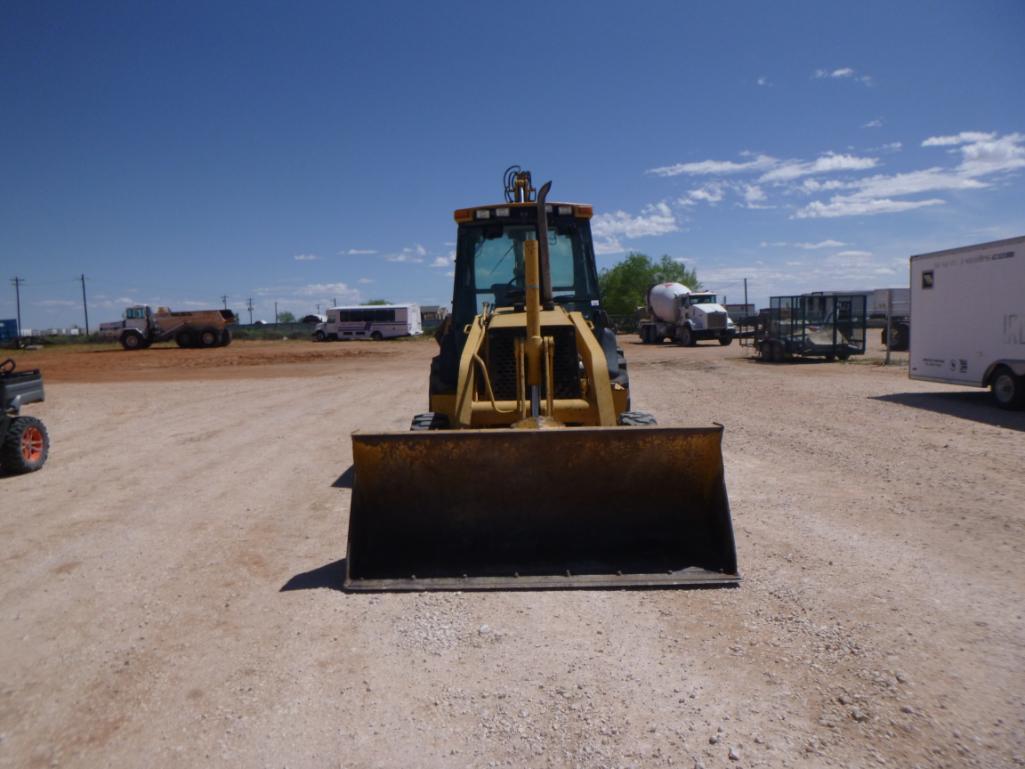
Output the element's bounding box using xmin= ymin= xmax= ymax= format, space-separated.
xmin=706 ymin=311 xmax=727 ymax=329
xmin=484 ymin=327 xmax=581 ymax=401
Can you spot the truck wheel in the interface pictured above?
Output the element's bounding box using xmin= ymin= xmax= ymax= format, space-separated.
xmin=176 ymin=330 xmax=194 ymax=348
xmin=618 ymin=411 xmax=657 ymax=426
xmin=719 ymin=333 xmax=734 ymax=346
xmin=198 ymin=328 xmax=220 ymax=348
xmin=638 ymin=327 xmax=649 ymax=344
xmin=370 ymin=331 xmax=384 ymax=341
xmin=677 ymin=326 xmax=694 ymax=347
xmin=991 ymin=367 xmax=1025 ymax=410
xmin=410 ymin=412 xmax=450 ymax=430
xmin=1 ymin=416 xmax=49 ymax=474
xmin=120 ymin=331 xmax=145 ymax=351
xmin=220 ymin=328 xmax=232 ymax=347
xmin=881 ymin=329 xmax=888 ymax=346
xmin=313 ymin=330 xmax=326 ymax=342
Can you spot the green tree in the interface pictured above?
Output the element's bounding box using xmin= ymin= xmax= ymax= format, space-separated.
xmin=276 ymin=311 xmax=296 ymax=323
xmin=598 ymin=252 xmax=701 ymax=316
xmin=362 ymin=299 xmax=392 ymax=306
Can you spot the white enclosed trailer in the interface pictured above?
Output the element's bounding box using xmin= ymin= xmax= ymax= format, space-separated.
xmin=909 ymin=236 xmax=1025 ymax=408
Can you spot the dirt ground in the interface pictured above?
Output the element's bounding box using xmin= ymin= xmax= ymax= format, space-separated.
xmin=2 ymin=336 xmax=1023 ymax=769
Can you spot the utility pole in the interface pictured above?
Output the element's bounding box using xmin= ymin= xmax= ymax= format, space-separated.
xmin=10 ymin=276 xmax=23 ymax=337
xmin=743 ymin=278 xmax=748 ymax=310
xmin=221 ymin=294 xmax=228 ymax=310
xmin=316 ymin=302 xmax=321 ymax=315
xmin=274 ymin=301 xmax=278 ymax=324
xmin=884 ymin=289 xmax=893 ymax=366
xmin=79 ymin=274 xmax=90 ymax=334
xmin=246 ymin=297 xmax=254 ymax=325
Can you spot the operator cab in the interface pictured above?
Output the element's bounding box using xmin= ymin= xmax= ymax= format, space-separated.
xmin=450 ymin=202 xmax=601 ymax=330
xmin=125 ymin=305 xmax=152 ymax=320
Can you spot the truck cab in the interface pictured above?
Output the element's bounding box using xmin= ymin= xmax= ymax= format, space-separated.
xmin=680 ymin=292 xmax=736 ymax=338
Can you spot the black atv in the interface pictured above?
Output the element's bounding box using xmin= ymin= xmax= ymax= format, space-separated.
xmin=0 ymin=358 xmax=49 ymax=474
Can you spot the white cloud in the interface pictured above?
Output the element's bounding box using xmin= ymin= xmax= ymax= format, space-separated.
xmin=430 ymin=252 xmax=455 ymax=268
xmin=35 ymin=299 xmax=77 ymax=307
xmin=297 ymin=282 xmax=362 ymax=303
xmin=833 ymin=250 xmax=873 ymax=258
xmin=741 ymin=184 xmax=773 ymax=208
xmin=760 ymin=152 xmax=878 ymax=182
xmin=679 ymin=183 xmax=725 ymax=205
xmin=647 ymin=154 xmax=776 ymax=177
xmin=921 ymin=131 xmax=996 ymax=147
xmin=386 ymin=245 xmax=428 ymax=263
xmin=814 ymin=67 xmax=872 ymax=84
xmin=756 ymin=76 xmax=770 ymax=87
xmin=794 ymin=197 xmax=945 ymax=219
xmin=956 ymin=132 xmax=1025 ymax=176
xmin=592 ymin=202 xmax=679 ymax=240
xmin=293 ymin=253 xmax=319 ymax=261
xmin=760 ymin=239 xmax=847 ymax=249
xmin=358 ymin=277 xmax=374 ymax=284
xmin=863 ymin=118 xmax=883 ymax=128
xmin=343 ymin=248 xmax=377 ymax=255
xmin=794 ymin=132 xmax=1024 ymax=218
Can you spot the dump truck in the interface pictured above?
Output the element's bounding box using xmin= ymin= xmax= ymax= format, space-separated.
xmin=638 ymin=282 xmax=737 ymax=346
xmin=909 ymin=235 xmax=1025 ymax=409
xmin=756 ymin=293 xmax=867 ymax=362
xmin=344 ymin=168 xmax=739 ymax=591
xmin=99 ymin=305 xmax=236 ymax=350
xmin=1 ymin=358 xmax=49 ymax=474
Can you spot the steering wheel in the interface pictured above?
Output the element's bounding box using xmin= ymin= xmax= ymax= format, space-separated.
xmin=0 ymin=358 xmax=15 ymax=375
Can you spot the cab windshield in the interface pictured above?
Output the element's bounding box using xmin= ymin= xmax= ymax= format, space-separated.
xmin=688 ymin=295 xmax=718 ymax=305
xmin=454 ymin=218 xmax=599 ymax=321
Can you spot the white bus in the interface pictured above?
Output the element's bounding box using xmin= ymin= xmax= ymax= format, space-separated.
xmin=313 ymin=304 xmax=422 ymax=341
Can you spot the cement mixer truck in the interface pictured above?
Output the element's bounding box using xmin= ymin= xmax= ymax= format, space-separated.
xmin=638 ymin=282 xmax=737 ymax=346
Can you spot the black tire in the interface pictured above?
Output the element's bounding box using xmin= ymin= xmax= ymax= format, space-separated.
xmin=881 ymin=328 xmax=888 ymax=346
xmin=639 ymin=326 xmax=650 ymax=344
xmin=120 ymin=331 xmax=145 ymax=351
xmin=771 ymin=341 xmax=785 ymax=363
xmin=719 ymin=333 xmax=734 ymax=347
xmin=677 ymin=326 xmax=695 ymax=347
xmin=220 ymin=328 xmax=232 ymax=347
xmin=410 ymin=412 xmax=450 ymax=430
xmin=1 ymin=416 xmax=49 ymax=474
xmin=824 ymin=353 xmax=836 ymax=362
xmin=991 ymin=366 xmax=1025 ymax=410
xmin=837 ymin=351 xmax=850 ymax=361
xmin=198 ymin=327 xmax=220 ymax=348
xmin=370 ymin=331 xmax=384 ymax=341
xmin=313 ymin=330 xmax=326 ymax=342
xmin=617 ymin=410 xmax=657 ymax=426
xmin=176 ymin=330 xmax=194 ymax=348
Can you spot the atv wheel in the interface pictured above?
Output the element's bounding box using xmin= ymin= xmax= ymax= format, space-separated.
xmin=410 ymin=412 xmax=450 ymax=431
xmin=1 ymin=416 xmax=49 ymax=474
xmin=617 ymin=411 xmax=658 ymax=426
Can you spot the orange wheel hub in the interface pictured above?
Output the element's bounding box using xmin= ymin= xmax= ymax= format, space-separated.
xmin=21 ymin=426 xmax=44 ymax=463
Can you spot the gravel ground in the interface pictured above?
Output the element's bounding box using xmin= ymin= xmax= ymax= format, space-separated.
xmin=1 ymin=337 xmax=1023 ymax=768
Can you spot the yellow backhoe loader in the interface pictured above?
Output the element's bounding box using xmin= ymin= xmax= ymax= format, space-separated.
xmin=345 ymin=168 xmax=739 ymax=590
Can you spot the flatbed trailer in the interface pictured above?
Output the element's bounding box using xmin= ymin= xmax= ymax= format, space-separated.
xmin=756 ymin=293 xmax=867 ymax=362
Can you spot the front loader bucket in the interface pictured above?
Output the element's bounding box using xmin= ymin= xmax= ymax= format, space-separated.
xmin=344 ymin=426 xmax=739 ymax=591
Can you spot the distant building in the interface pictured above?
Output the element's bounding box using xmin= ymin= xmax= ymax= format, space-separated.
xmin=0 ymin=319 xmax=17 ymax=341
xmin=420 ymin=306 xmax=449 ymax=323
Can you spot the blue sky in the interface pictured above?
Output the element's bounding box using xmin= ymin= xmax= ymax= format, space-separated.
xmin=2 ymin=0 xmax=1023 ymax=329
